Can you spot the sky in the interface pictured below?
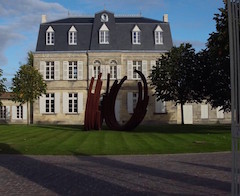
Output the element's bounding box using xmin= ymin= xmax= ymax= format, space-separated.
xmin=0 ymin=0 xmax=225 ymax=88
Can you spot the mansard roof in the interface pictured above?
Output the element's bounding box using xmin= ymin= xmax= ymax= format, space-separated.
xmin=36 ymin=10 xmax=173 ymax=52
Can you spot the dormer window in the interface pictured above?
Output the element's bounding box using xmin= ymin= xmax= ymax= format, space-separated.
xmin=46 ymin=26 xmax=54 ymax=45
xmin=99 ymin=23 xmax=109 ymax=44
xmin=69 ymin=26 xmax=77 ymax=45
xmin=155 ymin=25 xmax=163 ymax=45
xmin=132 ymin=25 xmax=141 ymax=44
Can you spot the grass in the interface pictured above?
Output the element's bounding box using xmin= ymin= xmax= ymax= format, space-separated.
xmin=0 ymin=124 xmax=231 ymax=155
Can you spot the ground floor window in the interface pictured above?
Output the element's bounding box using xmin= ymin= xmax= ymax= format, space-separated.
xmin=133 ymin=61 xmax=142 ymax=79
xmin=132 ymin=92 xmax=138 ymax=109
xmin=0 ymin=106 xmax=6 ymax=119
xmin=69 ymin=93 xmax=78 ymax=113
xmin=17 ymin=106 xmax=23 ymax=119
xmin=46 ymin=93 xmax=55 ymax=113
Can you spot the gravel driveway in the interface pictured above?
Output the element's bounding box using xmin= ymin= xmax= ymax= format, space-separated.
xmin=0 ymin=152 xmax=231 ymax=195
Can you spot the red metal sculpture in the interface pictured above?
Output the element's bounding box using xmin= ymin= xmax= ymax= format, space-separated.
xmin=84 ymin=70 xmax=149 ymax=131
xmin=102 ymin=70 xmax=149 ymax=131
xmin=84 ymin=74 xmax=103 ymax=130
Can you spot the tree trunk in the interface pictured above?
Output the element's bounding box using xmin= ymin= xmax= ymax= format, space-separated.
xmin=180 ymin=102 xmax=184 ymax=125
xmin=27 ymin=101 xmax=29 ymax=125
xmin=30 ymin=101 xmax=33 ymax=124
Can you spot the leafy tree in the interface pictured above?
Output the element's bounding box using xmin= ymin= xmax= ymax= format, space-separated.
xmin=0 ymin=69 xmax=6 ymax=106
xmin=11 ymin=52 xmax=47 ymax=124
xmin=199 ymin=1 xmax=230 ymax=112
xmin=150 ymin=43 xmax=202 ymax=124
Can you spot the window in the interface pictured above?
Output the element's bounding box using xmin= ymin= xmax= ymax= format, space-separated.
xmin=46 ymin=26 xmax=54 ymax=45
xmin=101 ymin=13 xmax=109 ymax=22
xmin=46 ymin=93 xmax=55 ymax=113
xmin=110 ymin=60 xmax=117 ymax=79
xmin=99 ymin=31 xmax=109 ymax=44
xmin=155 ymin=25 xmax=163 ymax=45
xmin=217 ymin=107 xmax=224 ymax=119
xmin=133 ymin=31 xmax=140 ymax=44
xmin=69 ymin=26 xmax=77 ymax=45
xmin=16 ymin=106 xmax=23 ymax=119
xmin=0 ymin=106 xmax=6 ymax=119
xmin=201 ymin=105 xmax=208 ymax=119
xmin=68 ymin=61 xmax=77 ymax=79
xmin=132 ymin=25 xmax=141 ymax=44
xmin=133 ymin=61 xmax=142 ymax=79
xmin=93 ymin=60 xmax=101 ymax=79
xmin=132 ymin=92 xmax=138 ymax=110
xmin=46 ymin=61 xmax=54 ymax=80
xmin=155 ymin=99 xmax=166 ymax=113
xmin=68 ymin=93 xmax=78 ymax=113
xmin=155 ymin=31 xmax=163 ymax=44
xmin=99 ymin=24 xmax=109 ymax=44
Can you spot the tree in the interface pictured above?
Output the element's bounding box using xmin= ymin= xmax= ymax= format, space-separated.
xmin=150 ymin=43 xmax=202 ymax=124
xmin=11 ymin=52 xmax=47 ymax=124
xmin=199 ymin=1 xmax=230 ymax=112
xmin=0 ymin=69 xmax=6 ymax=106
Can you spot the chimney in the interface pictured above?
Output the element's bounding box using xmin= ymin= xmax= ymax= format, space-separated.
xmin=41 ymin=15 xmax=47 ymax=23
xmin=163 ymin=14 xmax=168 ymax=23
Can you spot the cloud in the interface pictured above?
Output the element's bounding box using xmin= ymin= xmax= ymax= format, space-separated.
xmin=0 ymin=26 xmax=24 ymax=66
xmin=0 ymin=0 xmax=68 ymax=66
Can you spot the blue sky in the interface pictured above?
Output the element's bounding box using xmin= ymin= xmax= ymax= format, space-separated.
xmin=0 ymin=0 xmax=224 ymax=88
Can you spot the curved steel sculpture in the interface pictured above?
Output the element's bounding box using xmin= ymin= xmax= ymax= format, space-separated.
xmin=84 ymin=74 xmax=103 ymax=130
xmin=102 ymin=70 xmax=149 ymax=131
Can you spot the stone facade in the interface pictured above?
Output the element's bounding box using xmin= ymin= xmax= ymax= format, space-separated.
xmin=0 ymin=93 xmax=28 ymax=124
xmin=33 ymin=51 xmax=178 ymax=125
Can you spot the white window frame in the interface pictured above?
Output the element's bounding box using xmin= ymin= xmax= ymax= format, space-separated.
xmin=132 ymin=25 xmax=141 ymax=45
xmin=68 ymin=93 xmax=78 ymax=113
xmin=45 ymin=93 xmax=55 ymax=113
xmin=68 ymin=61 xmax=78 ymax=80
xmin=0 ymin=106 xmax=6 ymax=119
xmin=155 ymin=31 xmax=163 ymax=45
xmin=16 ymin=105 xmax=23 ymax=119
xmin=93 ymin=60 xmax=101 ymax=79
xmin=133 ymin=31 xmax=140 ymax=44
xmin=99 ymin=23 xmax=109 ymax=44
xmin=99 ymin=30 xmax=109 ymax=44
xmin=69 ymin=26 xmax=77 ymax=45
xmin=46 ymin=61 xmax=54 ymax=80
xmin=46 ymin=26 xmax=54 ymax=45
xmin=132 ymin=61 xmax=142 ymax=79
xmin=110 ymin=60 xmax=117 ymax=79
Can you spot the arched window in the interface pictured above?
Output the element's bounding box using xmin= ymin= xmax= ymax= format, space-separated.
xmin=46 ymin=26 xmax=54 ymax=45
xmin=69 ymin=26 xmax=77 ymax=45
xmin=93 ymin=60 xmax=101 ymax=78
xmin=110 ymin=60 xmax=117 ymax=79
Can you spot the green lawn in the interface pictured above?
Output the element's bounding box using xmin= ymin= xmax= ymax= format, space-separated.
xmin=0 ymin=124 xmax=231 ymax=155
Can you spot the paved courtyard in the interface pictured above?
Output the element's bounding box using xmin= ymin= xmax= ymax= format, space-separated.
xmin=0 ymin=152 xmax=231 ymax=195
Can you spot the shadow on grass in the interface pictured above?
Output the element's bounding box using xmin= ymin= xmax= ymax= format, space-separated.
xmin=130 ymin=124 xmax=231 ymax=134
xmin=33 ymin=124 xmax=231 ymax=134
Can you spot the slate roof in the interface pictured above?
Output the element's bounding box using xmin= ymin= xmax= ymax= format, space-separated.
xmin=36 ymin=11 xmax=173 ymax=52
